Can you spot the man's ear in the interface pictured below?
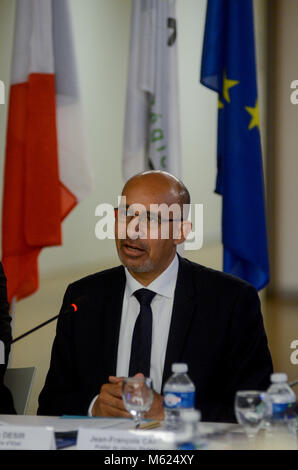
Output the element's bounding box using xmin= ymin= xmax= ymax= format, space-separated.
xmin=173 ymin=220 xmax=192 ymax=246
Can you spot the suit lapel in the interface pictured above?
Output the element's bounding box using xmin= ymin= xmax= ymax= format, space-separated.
xmin=101 ymin=266 xmax=126 ymax=378
xmin=162 ymin=256 xmax=197 ymax=388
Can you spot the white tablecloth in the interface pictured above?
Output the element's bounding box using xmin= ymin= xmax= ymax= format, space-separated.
xmin=0 ymin=415 xmax=297 ymax=450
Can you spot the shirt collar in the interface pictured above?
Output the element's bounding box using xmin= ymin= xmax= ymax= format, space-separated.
xmin=124 ymin=254 xmax=179 ymax=299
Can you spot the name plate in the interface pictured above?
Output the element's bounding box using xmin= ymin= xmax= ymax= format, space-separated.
xmin=77 ymin=428 xmax=174 ymax=450
xmin=0 ymin=425 xmax=55 ymax=450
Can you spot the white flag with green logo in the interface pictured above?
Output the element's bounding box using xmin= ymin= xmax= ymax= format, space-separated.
xmin=122 ymin=0 xmax=181 ymax=181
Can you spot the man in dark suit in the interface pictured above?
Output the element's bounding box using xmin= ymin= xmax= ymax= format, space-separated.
xmin=0 ymin=262 xmax=16 ymax=414
xmin=38 ymin=171 xmax=273 ymax=422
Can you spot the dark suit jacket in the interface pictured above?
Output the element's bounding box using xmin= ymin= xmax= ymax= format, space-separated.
xmin=0 ymin=262 xmax=16 ymax=414
xmin=38 ymin=256 xmax=273 ymax=422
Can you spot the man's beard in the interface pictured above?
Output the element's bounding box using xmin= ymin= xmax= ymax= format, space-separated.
xmin=117 ymin=251 xmax=155 ymax=273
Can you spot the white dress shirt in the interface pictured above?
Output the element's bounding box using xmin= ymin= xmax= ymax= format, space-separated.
xmin=88 ymin=254 xmax=179 ymax=415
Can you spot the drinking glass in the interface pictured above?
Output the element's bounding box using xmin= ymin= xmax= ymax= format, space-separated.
xmin=234 ymin=391 xmax=267 ymax=441
xmin=122 ymin=377 xmax=154 ymax=428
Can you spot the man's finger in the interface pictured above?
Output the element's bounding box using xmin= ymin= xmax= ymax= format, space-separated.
xmin=93 ymin=395 xmax=130 ymax=418
xmin=99 ymin=383 xmax=127 ymax=410
xmin=99 ymin=392 xmax=126 ymax=411
xmin=100 ymin=382 xmax=123 ymax=398
xmin=109 ymin=376 xmax=124 ymax=384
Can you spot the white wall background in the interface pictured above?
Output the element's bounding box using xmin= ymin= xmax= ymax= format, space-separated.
xmin=0 ymin=0 xmax=269 ymax=414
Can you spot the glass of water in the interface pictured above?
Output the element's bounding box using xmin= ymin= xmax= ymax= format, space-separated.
xmin=122 ymin=377 xmax=154 ymax=428
xmin=234 ymin=390 xmax=267 ymax=440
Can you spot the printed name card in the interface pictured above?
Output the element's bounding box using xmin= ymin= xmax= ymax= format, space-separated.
xmin=0 ymin=425 xmax=55 ymax=450
xmin=77 ymin=428 xmax=175 ymax=450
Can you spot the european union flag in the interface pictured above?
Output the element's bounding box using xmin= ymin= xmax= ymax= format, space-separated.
xmin=200 ymin=0 xmax=269 ymax=290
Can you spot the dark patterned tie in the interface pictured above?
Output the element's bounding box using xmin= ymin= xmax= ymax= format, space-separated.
xmin=128 ymin=288 xmax=156 ymax=377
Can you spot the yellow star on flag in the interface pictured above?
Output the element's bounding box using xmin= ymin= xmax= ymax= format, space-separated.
xmin=223 ymin=70 xmax=239 ymax=103
xmin=218 ymin=97 xmax=224 ymax=109
xmin=245 ymin=99 xmax=260 ymax=130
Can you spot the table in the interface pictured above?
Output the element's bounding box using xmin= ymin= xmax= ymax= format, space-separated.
xmin=0 ymin=415 xmax=297 ymax=450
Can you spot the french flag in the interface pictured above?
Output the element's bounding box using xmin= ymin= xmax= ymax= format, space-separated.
xmin=2 ymin=0 xmax=93 ymax=302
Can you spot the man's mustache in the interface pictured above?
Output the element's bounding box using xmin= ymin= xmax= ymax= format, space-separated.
xmin=120 ymin=240 xmax=150 ymax=252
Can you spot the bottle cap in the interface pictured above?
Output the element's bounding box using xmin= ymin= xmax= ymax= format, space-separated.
xmin=270 ymin=373 xmax=288 ymax=383
xmin=180 ymin=409 xmax=201 ymax=422
xmin=172 ymin=363 xmax=188 ymax=373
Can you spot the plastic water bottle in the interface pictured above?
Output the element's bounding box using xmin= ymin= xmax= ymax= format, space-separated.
xmin=175 ymin=409 xmax=202 ymax=450
xmin=265 ymin=373 xmax=297 ymax=448
xmin=163 ymin=363 xmax=195 ymax=430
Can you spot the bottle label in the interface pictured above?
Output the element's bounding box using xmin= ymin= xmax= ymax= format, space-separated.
xmin=178 ymin=442 xmax=196 ymax=450
xmin=272 ymin=402 xmax=296 ymax=420
xmin=163 ymin=391 xmax=195 ymax=409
